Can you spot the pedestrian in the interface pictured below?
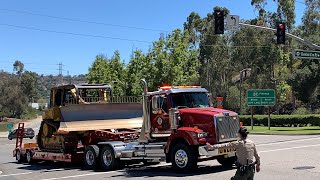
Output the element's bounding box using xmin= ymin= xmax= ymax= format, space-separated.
xmin=207 ymin=126 xmax=260 ymax=180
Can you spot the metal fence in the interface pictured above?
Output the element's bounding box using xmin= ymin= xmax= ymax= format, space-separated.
xmin=66 ymin=96 xmax=142 ymax=104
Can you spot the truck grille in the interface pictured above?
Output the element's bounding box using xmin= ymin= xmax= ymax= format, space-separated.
xmin=215 ymin=115 xmax=240 ymax=142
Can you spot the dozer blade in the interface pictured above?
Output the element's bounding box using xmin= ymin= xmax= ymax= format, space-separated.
xmin=58 ymin=103 xmax=143 ymax=131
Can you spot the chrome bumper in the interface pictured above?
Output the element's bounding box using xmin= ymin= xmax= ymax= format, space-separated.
xmin=198 ymin=143 xmax=236 ymax=157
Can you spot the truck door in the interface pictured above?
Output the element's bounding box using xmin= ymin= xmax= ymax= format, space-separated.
xmin=150 ymin=95 xmax=171 ymax=137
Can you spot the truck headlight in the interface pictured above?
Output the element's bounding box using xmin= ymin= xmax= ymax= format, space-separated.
xmin=197 ymin=132 xmax=208 ymax=138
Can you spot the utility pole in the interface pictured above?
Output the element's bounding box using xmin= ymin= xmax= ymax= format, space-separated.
xmin=239 ymin=68 xmax=252 ymax=115
xmin=67 ymin=70 xmax=71 ymax=84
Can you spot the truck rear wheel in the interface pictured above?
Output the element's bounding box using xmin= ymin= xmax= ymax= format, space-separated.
xmin=26 ymin=150 xmax=34 ymax=164
xmin=217 ymin=156 xmax=236 ymax=167
xmin=99 ymin=146 xmax=121 ymax=171
xmin=16 ymin=149 xmax=24 ymax=163
xmin=171 ymin=143 xmax=197 ymax=172
xmin=84 ymin=145 xmax=99 ymax=169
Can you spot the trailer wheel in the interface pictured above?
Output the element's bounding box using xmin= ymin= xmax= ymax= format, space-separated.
xmin=171 ymin=143 xmax=197 ymax=172
xmin=217 ymin=156 xmax=236 ymax=167
xmin=26 ymin=150 xmax=34 ymax=164
xmin=99 ymin=146 xmax=121 ymax=171
xmin=84 ymin=145 xmax=99 ymax=169
xmin=16 ymin=149 xmax=24 ymax=163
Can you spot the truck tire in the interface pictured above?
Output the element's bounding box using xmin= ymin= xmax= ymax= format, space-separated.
xmin=16 ymin=149 xmax=24 ymax=163
xmin=99 ymin=146 xmax=121 ymax=171
xmin=217 ymin=156 xmax=236 ymax=167
xmin=26 ymin=150 xmax=34 ymax=164
xmin=84 ymin=145 xmax=99 ymax=169
xmin=171 ymin=143 xmax=197 ymax=172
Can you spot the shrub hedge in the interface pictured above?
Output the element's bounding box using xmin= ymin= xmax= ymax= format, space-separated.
xmin=239 ymin=114 xmax=320 ymax=127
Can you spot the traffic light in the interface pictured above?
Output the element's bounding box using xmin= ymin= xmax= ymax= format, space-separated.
xmin=276 ymin=22 xmax=286 ymax=44
xmin=214 ymin=10 xmax=224 ymax=34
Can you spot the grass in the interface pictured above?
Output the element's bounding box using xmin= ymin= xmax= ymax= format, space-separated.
xmin=247 ymin=126 xmax=320 ymax=135
xmin=0 ymin=123 xmax=8 ymax=132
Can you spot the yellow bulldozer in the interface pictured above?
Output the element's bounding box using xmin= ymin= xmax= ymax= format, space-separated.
xmin=38 ymin=83 xmax=143 ymax=153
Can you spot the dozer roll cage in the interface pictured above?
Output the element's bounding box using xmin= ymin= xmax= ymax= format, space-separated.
xmin=49 ymin=83 xmax=114 ymax=107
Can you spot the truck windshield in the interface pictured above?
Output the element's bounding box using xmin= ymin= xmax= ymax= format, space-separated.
xmin=171 ymin=92 xmax=210 ymax=108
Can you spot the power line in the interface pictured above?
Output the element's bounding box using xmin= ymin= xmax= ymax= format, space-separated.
xmin=0 ymin=8 xmax=273 ymax=40
xmin=296 ymin=0 xmax=306 ymax=5
xmin=0 ymin=8 xmax=169 ymax=33
xmin=0 ymin=23 xmax=153 ymax=43
xmin=200 ymin=44 xmax=292 ymax=48
xmin=0 ymin=61 xmax=60 ymax=66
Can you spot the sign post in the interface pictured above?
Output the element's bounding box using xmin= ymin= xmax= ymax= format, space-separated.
xmin=247 ymin=89 xmax=276 ymax=130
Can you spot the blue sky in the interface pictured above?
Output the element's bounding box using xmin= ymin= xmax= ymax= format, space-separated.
xmin=0 ymin=0 xmax=306 ymax=76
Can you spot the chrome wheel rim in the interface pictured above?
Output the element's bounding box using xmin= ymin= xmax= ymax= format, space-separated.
xmin=26 ymin=151 xmax=31 ymax=162
xmin=85 ymin=150 xmax=95 ymax=166
xmin=16 ymin=150 xmax=21 ymax=161
xmin=102 ymin=150 xmax=112 ymax=166
xmin=175 ymin=149 xmax=188 ymax=168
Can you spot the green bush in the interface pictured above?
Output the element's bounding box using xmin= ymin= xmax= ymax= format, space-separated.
xmin=240 ymin=114 xmax=320 ymax=127
xmin=20 ymin=107 xmax=39 ymax=120
xmin=292 ymin=107 xmax=310 ymax=115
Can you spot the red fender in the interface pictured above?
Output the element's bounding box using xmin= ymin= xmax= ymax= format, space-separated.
xmin=165 ymin=127 xmax=203 ymax=154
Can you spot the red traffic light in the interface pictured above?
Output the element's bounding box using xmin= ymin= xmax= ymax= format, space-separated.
xmin=279 ymin=24 xmax=285 ymax=29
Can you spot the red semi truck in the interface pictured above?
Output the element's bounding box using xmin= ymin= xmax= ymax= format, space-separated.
xmin=14 ymin=79 xmax=240 ymax=172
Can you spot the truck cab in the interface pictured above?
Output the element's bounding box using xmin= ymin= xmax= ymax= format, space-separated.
xmin=119 ymin=81 xmax=240 ymax=171
xmin=149 ymin=86 xmax=239 ymax=145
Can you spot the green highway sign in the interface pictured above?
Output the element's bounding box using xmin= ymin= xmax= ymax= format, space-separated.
xmin=293 ymin=49 xmax=320 ymax=60
xmin=247 ymin=89 xmax=275 ymax=106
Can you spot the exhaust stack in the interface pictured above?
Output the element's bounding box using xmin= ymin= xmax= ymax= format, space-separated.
xmin=138 ymin=79 xmax=151 ymax=143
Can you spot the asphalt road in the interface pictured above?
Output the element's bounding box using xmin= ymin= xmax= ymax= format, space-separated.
xmin=1 ymin=135 xmax=320 ymax=180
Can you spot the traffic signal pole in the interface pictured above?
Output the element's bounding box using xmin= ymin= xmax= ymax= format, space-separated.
xmin=238 ymin=23 xmax=320 ymax=50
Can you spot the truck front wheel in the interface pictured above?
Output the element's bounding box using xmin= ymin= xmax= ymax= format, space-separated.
xmin=171 ymin=143 xmax=197 ymax=172
xmin=84 ymin=145 xmax=99 ymax=169
xmin=99 ymin=146 xmax=121 ymax=171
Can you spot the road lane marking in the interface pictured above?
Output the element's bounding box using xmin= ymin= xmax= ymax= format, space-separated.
xmin=0 ymin=172 xmax=33 ymax=177
xmin=257 ymin=137 xmax=320 ymax=146
xmin=40 ymin=171 xmax=115 ymax=180
xmin=0 ymin=168 xmax=68 ymax=178
xmin=0 ymin=171 xmax=2 ymax=175
xmin=260 ymin=143 xmax=320 ymax=153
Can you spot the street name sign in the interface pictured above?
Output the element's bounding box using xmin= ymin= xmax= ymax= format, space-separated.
xmin=293 ymin=49 xmax=320 ymax=60
xmin=247 ymin=89 xmax=275 ymax=106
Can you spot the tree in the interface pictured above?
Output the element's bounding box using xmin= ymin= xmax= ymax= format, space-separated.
xmin=87 ymin=51 xmax=125 ymax=95
xmin=86 ymin=54 xmax=109 ymax=84
xmin=0 ymin=72 xmax=28 ymax=118
xmin=109 ymin=51 xmax=125 ymax=95
xmin=21 ymin=71 xmax=39 ymax=102
xmin=13 ymin=60 xmax=24 ymax=76
xmin=289 ymin=0 xmax=320 ymax=107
